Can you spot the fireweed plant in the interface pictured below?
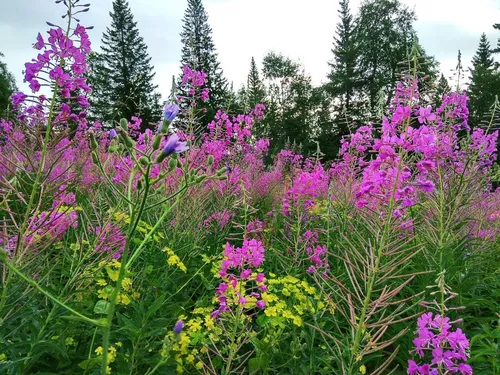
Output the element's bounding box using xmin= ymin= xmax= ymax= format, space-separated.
xmin=0 ymin=1 xmax=499 ymax=375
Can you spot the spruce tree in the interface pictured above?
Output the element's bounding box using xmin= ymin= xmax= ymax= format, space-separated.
xmin=468 ymin=34 xmax=499 ymax=126
xmin=246 ymin=57 xmax=266 ymax=110
xmin=88 ymin=0 xmax=161 ymax=129
xmin=493 ymin=22 xmax=500 ymax=54
xmin=169 ymin=75 xmax=177 ymax=102
xmin=324 ymin=0 xmax=359 ymax=157
xmin=0 ymin=51 xmax=17 ymax=118
xmin=179 ymin=0 xmax=229 ymax=123
xmin=434 ymin=73 xmax=451 ymax=107
xmin=327 ymin=0 xmax=358 ymax=119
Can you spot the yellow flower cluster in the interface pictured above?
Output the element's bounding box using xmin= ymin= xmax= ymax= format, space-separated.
xmin=96 ymin=259 xmax=140 ymax=305
xmin=262 ymin=275 xmax=326 ymax=327
xmin=308 ymin=200 xmax=329 ymax=216
xmin=164 ymin=307 xmax=221 ymax=374
xmin=95 ymin=345 xmax=118 ymax=374
xmin=162 ymin=247 xmax=187 ymax=272
xmin=112 ymin=211 xmax=165 ymax=243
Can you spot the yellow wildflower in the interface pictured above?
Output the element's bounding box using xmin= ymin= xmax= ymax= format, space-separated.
xmin=121 ymin=277 xmax=132 ymax=291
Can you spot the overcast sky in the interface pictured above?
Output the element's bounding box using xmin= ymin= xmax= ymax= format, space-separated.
xmin=0 ymin=0 xmax=499 ymax=100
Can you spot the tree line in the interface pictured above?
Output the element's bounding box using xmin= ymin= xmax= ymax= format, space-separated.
xmin=1 ymin=0 xmax=499 ymax=160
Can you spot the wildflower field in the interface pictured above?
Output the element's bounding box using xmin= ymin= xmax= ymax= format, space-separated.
xmin=0 ymin=1 xmax=499 ymax=375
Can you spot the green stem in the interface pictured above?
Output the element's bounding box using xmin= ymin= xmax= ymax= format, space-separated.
xmin=347 ymin=61 xmax=418 ymax=372
xmin=100 ymin=164 xmax=150 ymax=375
xmin=0 ymin=255 xmax=103 ymax=327
xmin=126 ymin=194 xmax=183 ymax=269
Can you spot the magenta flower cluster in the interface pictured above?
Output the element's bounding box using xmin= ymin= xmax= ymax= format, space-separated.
xmin=1 ymin=191 xmax=78 ymax=256
xmin=202 ymin=209 xmax=234 ymax=234
xmin=93 ymin=223 xmax=126 ymax=260
xmin=408 ymin=312 xmax=472 ymax=375
xmin=12 ymin=23 xmax=92 ymax=127
xmin=180 ymin=65 xmax=209 ymax=103
xmin=332 ymin=78 xmax=498 ymax=219
xmin=212 ymin=239 xmax=267 ymax=318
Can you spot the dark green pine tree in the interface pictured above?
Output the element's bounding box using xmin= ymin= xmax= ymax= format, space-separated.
xmin=327 ymin=0 xmax=359 ymax=121
xmin=179 ymin=0 xmax=229 ymax=123
xmin=323 ymin=0 xmax=359 ymax=159
xmin=433 ymin=73 xmax=451 ymax=107
xmin=468 ymin=33 xmax=499 ymax=127
xmin=0 ymin=51 xmax=17 ymax=119
xmin=246 ymin=57 xmax=266 ymax=110
xmin=236 ymin=85 xmax=248 ymax=113
xmin=493 ymin=22 xmax=500 ymax=54
xmin=169 ymin=75 xmax=177 ymax=102
xmin=88 ymin=0 xmax=161 ymax=129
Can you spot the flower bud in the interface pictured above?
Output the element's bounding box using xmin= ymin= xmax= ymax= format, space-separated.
xmin=89 ymin=133 xmax=98 ymax=151
xmin=168 ymin=157 xmax=177 ymax=171
xmin=159 ymin=120 xmax=169 ymax=134
xmin=173 ymin=320 xmax=183 ymax=334
xmin=109 ymin=129 xmax=117 ymax=139
xmin=216 ymin=167 xmax=228 ymax=176
xmin=139 ymin=156 xmax=150 ymax=166
xmin=119 ymin=118 xmax=128 ymax=131
xmin=155 ymin=151 xmax=168 ymax=164
xmin=109 ymin=140 xmax=118 ymax=153
xmin=195 ymin=175 xmax=207 ymax=183
xmin=119 ymin=128 xmax=135 ymax=148
xmin=152 ymin=134 xmax=162 ymax=150
xmin=207 ymin=155 xmax=214 ymax=166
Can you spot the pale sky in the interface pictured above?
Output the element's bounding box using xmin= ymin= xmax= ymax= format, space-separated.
xmin=0 ymin=0 xmax=499 ymax=100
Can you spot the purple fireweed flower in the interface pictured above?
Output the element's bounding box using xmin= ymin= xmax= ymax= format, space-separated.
xmin=162 ymin=133 xmax=189 ymax=157
xmin=34 ymin=33 xmax=45 ymax=50
xmin=11 ymin=92 xmax=27 ymax=106
xmin=173 ymin=320 xmax=183 ymax=334
xmin=109 ymin=129 xmax=117 ymax=139
xmin=77 ymin=95 xmax=89 ymax=108
xmin=163 ymin=103 xmax=179 ymax=122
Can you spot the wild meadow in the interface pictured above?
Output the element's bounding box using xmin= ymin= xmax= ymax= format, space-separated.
xmin=0 ymin=1 xmax=499 ymax=374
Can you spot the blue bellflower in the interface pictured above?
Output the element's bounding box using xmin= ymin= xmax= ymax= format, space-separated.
xmin=162 ymin=133 xmax=189 ymax=157
xmin=164 ymin=103 xmax=179 ymax=122
xmin=173 ymin=320 xmax=184 ymax=334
